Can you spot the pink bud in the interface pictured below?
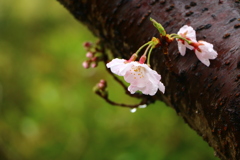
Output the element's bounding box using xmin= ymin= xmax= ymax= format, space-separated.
xmin=91 ymin=57 xmax=98 ymax=62
xmin=82 ymin=61 xmax=90 ymax=69
xmin=98 ymin=79 xmax=107 ymax=89
xmin=91 ymin=62 xmax=98 ymax=68
xmin=86 ymin=52 xmax=94 ymax=58
xmin=100 ymin=79 xmax=107 ymax=87
xmin=139 ymin=55 xmax=147 ymax=64
xmin=83 ymin=42 xmax=92 ymax=48
xmin=98 ymin=82 xmax=105 ymax=89
xmin=99 ymin=79 xmax=106 ymax=84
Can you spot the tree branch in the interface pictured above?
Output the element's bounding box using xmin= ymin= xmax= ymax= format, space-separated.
xmin=57 ymin=0 xmax=240 ymax=159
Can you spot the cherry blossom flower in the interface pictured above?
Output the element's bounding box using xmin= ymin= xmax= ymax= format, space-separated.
xmin=194 ymin=41 xmax=218 ymax=67
xmin=177 ymin=25 xmax=197 ymax=56
xmin=106 ymin=58 xmax=165 ymax=96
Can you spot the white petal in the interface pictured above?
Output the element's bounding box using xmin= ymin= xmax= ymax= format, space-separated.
xmin=106 ymin=58 xmax=125 ymax=68
xmin=128 ymin=84 xmax=139 ymax=94
xmin=177 ymin=41 xmax=187 ymax=56
xmin=142 ymin=84 xmax=157 ymax=96
xmin=178 ymin=25 xmax=197 ymax=42
xmin=124 ymin=73 xmax=145 ymax=88
xmin=158 ymin=81 xmax=165 ymax=93
xmin=195 ymin=52 xmax=210 ymax=66
xmin=177 ymin=25 xmax=197 ymax=56
xmin=108 ymin=60 xmax=165 ymax=96
xmin=119 ymin=63 xmax=135 ymax=76
xmin=199 ymin=41 xmax=218 ymax=59
xmin=106 ymin=58 xmax=126 ymax=76
xmin=195 ymin=41 xmax=218 ymax=66
xmin=195 ymin=50 xmax=209 ymax=66
xmin=177 ymin=25 xmax=190 ymax=34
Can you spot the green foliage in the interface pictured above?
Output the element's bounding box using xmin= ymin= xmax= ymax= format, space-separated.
xmin=0 ymin=0 xmax=219 ymax=159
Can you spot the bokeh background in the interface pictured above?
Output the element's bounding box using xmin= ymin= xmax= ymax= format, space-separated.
xmin=0 ymin=1 xmax=219 ymax=160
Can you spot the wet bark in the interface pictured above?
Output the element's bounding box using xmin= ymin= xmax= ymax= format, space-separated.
xmin=57 ymin=0 xmax=240 ymax=159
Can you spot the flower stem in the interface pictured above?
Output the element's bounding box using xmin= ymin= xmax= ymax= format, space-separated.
xmin=135 ymin=41 xmax=152 ymax=55
xmin=169 ymin=33 xmax=192 ymax=44
xmin=95 ymin=89 xmax=155 ymax=109
xmin=147 ymin=46 xmax=154 ymax=66
xmin=143 ymin=44 xmax=151 ymax=56
xmin=95 ymin=90 xmax=146 ymax=108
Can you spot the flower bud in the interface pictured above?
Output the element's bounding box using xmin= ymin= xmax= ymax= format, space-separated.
xmin=86 ymin=52 xmax=94 ymax=58
xmin=83 ymin=42 xmax=92 ymax=48
xmin=82 ymin=61 xmax=90 ymax=69
xmin=91 ymin=57 xmax=98 ymax=62
xmin=91 ymin=62 xmax=98 ymax=68
xmin=97 ymin=79 xmax=107 ymax=90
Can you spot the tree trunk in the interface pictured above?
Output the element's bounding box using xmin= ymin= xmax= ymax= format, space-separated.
xmin=57 ymin=0 xmax=240 ymax=159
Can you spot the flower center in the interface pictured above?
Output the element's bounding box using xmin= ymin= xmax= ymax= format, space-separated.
xmin=130 ymin=66 xmax=145 ymax=79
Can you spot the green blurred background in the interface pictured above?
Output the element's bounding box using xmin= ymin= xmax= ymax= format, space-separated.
xmin=0 ymin=1 xmax=219 ymax=160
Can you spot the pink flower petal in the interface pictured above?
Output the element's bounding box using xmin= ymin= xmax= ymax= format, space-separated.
xmin=106 ymin=58 xmax=127 ymax=76
xmin=177 ymin=41 xmax=187 ymax=56
xmin=177 ymin=25 xmax=197 ymax=56
xmin=195 ymin=41 xmax=218 ymax=67
xmin=106 ymin=59 xmax=165 ymax=95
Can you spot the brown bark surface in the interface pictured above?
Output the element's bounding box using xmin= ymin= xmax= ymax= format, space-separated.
xmin=57 ymin=0 xmax=240 ymax=159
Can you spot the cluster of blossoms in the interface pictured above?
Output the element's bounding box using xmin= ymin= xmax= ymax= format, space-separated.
xmin=174 ymin=25 xmax=218 ymax=67
xmin=106 ymin=18 xmax=218 ymax=96
xmin=82 ymin=18 xmax=218 ymax=110
xmin=82 ymin=42 xmax=102 ymax=68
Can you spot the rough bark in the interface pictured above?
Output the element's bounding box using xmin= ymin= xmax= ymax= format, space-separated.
xmin=57 ymin=0 xmax=240 ymax=159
